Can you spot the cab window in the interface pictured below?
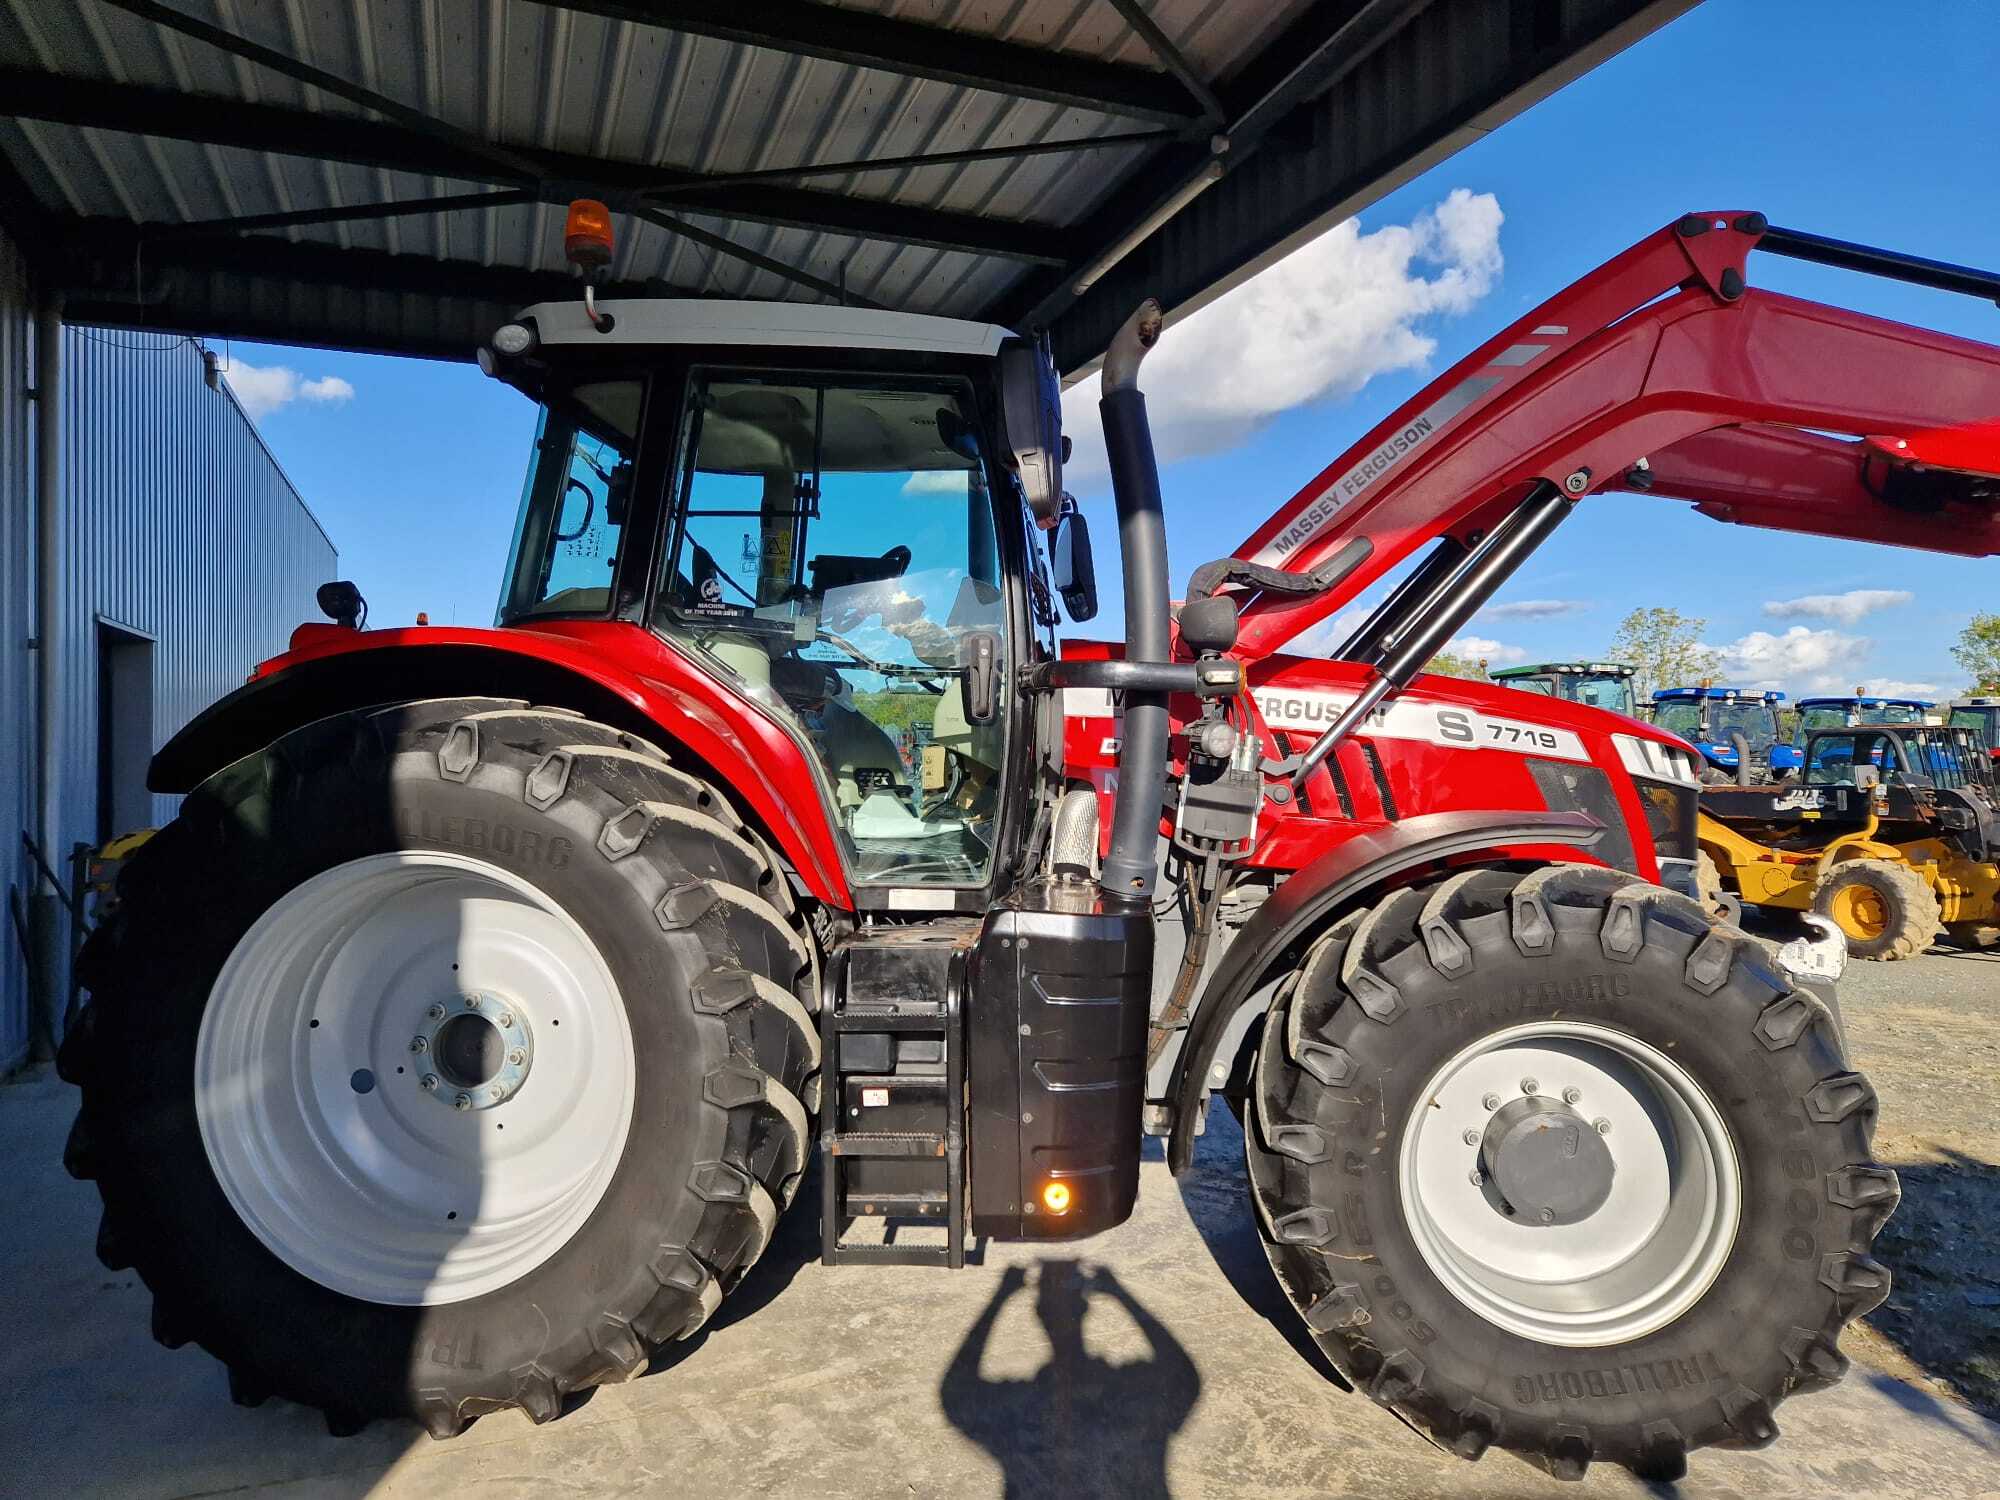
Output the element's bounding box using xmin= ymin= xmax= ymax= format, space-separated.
xmin=655 ymin=371 xmax=1008 ymax=887
xmin=500 ymin=378 xmax=642 ymax=620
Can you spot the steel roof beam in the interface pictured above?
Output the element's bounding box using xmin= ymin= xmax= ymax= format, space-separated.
xmin=1008 ymin=0 xmax=1430 ymax=335
xmin=2 ymin=69 xmax=1070 ymax=266
xmin=537 ymin=0 xmax=1203 ymax=126
xmin=51 ymin=217 xmax=710 ymax=359
xmin=1101 ymin=0 xmax=1227 ymax=123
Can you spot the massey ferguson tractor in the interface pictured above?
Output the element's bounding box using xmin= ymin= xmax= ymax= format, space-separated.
xmin=58 ymin=208 xmax=2000 ymax=1479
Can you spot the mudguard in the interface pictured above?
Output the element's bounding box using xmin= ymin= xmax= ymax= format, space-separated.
xmin=1164 ymin=809 xmax=1607 ymax=1171
xmin=149 ymin=623 xmax=853 ymax=906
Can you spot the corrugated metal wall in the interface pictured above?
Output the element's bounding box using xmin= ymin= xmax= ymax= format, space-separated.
xmin=0 ymin=230 xmax=33 ymax=1072
xmin=1 ymin=219 xmax=337 ymax=1071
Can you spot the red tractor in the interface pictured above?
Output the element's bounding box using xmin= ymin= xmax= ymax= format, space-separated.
xmin=60 ymin=210 xmax=2000 ymax=1477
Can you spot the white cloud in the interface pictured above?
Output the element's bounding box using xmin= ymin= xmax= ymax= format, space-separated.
xmin=1061 ymin=189 xmax=1504 ymax=485
xmin=224 ymin=360 xmax=356 ymax=419
xmin=1444 ymin=634 xmax=1528 ymax=667
xmin=1762 ymin=589 xmax=1912 ymax=626
xmin=1706 ymin=626 xmax=1866 ymax=691
xmin=901 ymin=469 xmax=969 ymax=496
xmin=1481 ymin=598 xmax=1589 ymax=621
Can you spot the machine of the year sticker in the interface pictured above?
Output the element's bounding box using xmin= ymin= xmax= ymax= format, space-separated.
xmin=65 ymin=209 xmax=2000 ymax=1478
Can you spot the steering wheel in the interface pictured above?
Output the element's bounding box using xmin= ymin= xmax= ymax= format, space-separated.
xmin=554 ymin=477 xmax=595 ymax=542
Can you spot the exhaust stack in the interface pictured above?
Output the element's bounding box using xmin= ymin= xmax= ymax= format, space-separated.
xmin=1098 ymin=300 xmax=1170 ymax=902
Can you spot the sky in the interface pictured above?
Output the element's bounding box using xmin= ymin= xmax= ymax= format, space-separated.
xmin=223 ymin=0 xmax=2000 ymax=701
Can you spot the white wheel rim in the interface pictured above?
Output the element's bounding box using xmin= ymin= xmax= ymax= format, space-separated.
xmin=1398 ymin=1021 xmax=1740 ymax=1346
xmin=196 ymin=851 xmax=636 ymax=1306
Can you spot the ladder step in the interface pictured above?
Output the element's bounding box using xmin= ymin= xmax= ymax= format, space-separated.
xmin=825 ymin=1132 xmax=948 ymax=1159
xmin=833 ymin=1009 xmax=948 ymax=1033
xmin=823 ymin=1243 xmax=957 ymax=1268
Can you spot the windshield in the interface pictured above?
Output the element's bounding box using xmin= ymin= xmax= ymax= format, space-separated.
xmin=1949 ymin=707 xmax=1998 ymax=747
xmin=655 ymin=370 xmax=1008 ymax=887
xmin=1654 ymin=701 xmax=1701 ymax=739
xmin=499 ymin=378 xmax=641 ymax=620
xmin=1562 ymin=673 xmax=1635 ymax=715
xmin=1710 ymin=702 xmax=1776 ymax=749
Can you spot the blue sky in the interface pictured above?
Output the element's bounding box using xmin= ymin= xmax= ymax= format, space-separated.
xmin=226 ymin=0 xmax=1998 ymax=699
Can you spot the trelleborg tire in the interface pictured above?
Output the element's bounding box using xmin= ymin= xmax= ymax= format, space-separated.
xmin=1812 ymin=858 xmax=1940 ymax=961
xmin=1245 ymin=864 xmax=1895 ymax=1481
xmin=59 ymin=697 xmax=819 ymax=1437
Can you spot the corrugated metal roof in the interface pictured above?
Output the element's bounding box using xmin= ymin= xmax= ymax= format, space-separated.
xmin=0 ymin=0 xmax=1696 ymax=369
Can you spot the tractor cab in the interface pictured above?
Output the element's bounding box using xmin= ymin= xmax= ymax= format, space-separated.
xmin=483 ymin=295 xmax=1078 ymax=893
xmin=1949 ymin=696 xmax=2000 ymax=763
xmin=1796 ymin=694 xmax=1933 ymax=738
xmin=1651 ymin=686 xmax=1801 ymax=781
xmin=1488 ymin=661 xmax=1639 ymax=717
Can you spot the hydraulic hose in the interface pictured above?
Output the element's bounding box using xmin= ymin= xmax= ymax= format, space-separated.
xmin=1100 ymin=299 xmax=1170 ymax=902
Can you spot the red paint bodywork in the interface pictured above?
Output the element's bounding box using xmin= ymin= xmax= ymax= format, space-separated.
xmin=265 ymin=619 xmax=852 ymax=906
xmin=241 ymin=213 xmax=2000 ymax=908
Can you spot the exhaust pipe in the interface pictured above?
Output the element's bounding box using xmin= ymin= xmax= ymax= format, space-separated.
xmin=1098 ymin=300 xmax=1169 ymax=903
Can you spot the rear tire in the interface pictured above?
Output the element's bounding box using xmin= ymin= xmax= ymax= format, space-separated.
xmin=1246 ymin=865 xmax=1895 ymax=1480
xmin=60 ymin=698 xmax=819 ymax=1437
xmin=1812 ymin=858 xmax=1939 ymax=960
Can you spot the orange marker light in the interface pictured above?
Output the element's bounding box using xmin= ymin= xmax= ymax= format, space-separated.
xmin=564 ymin=199 xmax=615 ymax=271
xmin=1040 ymin=1181 xmax=1073 ymax=1215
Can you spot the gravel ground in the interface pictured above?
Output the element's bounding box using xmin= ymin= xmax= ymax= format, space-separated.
xmin=1741 ymin=909 xmax=2000 ymax=1421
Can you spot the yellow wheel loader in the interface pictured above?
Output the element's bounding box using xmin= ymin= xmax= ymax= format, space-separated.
xmin=1698 ymin=723 xmax=2000 ymax=958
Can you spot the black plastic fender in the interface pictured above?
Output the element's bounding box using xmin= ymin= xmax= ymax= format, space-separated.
xmin=1164 ymin=809 xmax=1606 ymax=1172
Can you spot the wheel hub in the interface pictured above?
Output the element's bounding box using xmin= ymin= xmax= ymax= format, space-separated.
xmin=1479 ymin=1095 xmax=1615 ymax=1226
xmin=195 ymin=850 xmax=636 ymax=1307
xmin=416 ymin=992 xmax=534 ymax=1110
xmin=1400 ymin=1021 xmax=1741 ymax=1347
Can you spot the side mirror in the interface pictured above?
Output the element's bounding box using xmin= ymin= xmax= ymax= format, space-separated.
xmin=1050 ymin=506 xmax=1098 ymax=622
xmin=998 ymin=338 xmax=1064 ymax=524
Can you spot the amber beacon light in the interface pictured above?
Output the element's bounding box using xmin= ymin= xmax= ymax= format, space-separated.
xmin=1040 ymin=1180 xmax=1073 ymax=1216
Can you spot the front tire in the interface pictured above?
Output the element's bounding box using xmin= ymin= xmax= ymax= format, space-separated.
xmin=1812 ymin=858 xmax=1939 ymax=960
xmin=1246 ymin=865 xmax=1895 ymax=1480
xmin=61 ymin=698 xmax=819 ymax=1436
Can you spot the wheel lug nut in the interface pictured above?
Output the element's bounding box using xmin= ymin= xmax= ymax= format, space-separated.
xmin=465 ymin=995 xmax=482 ymax=1010
xmin=1481 ymin=1093 xmax=1501 ymax=1111
xmin=1562 ymin=1086 xmax=1582 ymax=1105
xmin=1539 ymin=1207 xmax=1555 ymax=1224
xmin=453 ymin=1093 xmax=472 ymax=1111
xmin=1462 ymin=1128 xmax=1481 ymax=1146
xmin=498 ymin=1013 xmax=515 ymax=1028
xmin=420 ymin=1073 xmax=439 ymax=1091
xmin=410 ymin=1036 xmax=428 ymax=1053
xmin=427 ymin=1003 xmax=445 ymax=1021
xmin=1520 ymin=1077 xmax=1540 ymax=1096
xmin=487 ymin=1088 xmax=505 ymax=1105
xmin=1593 ymin=1117 xmax=1612 ymax=1135
xmin=1468 ymin=1168 xmax=1484 ymax=1186
xmin=507 ymin=1048 xmax=525 ymax=1066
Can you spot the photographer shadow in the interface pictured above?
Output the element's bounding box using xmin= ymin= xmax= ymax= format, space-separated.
xmin=941 ymin=1258 xmax=1201 ymax=1500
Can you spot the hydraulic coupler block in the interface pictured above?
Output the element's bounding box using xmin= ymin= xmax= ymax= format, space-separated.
xmin=966 ymin=881 xmax=1153 ymax=1240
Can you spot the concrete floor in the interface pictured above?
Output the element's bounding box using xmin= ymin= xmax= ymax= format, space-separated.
xmin=5 ymin=963 xmax=1998 ymax=1500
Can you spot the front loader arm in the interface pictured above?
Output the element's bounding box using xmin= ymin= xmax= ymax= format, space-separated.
xmin=1222 ymin=212 xmax=2000 ymax=659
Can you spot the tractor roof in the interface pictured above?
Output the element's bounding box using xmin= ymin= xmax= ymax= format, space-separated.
xmin=1796 ymin=695 xmax=1933 ymax=709
xmin=518 ymin=298 xmax=1013 ymax=357
xmin=1490 ymin=662 xmax=1635 ymax=678
xmin=1653 ymin=686 xmax=1786 ymax=703
xmin=1953 ymin=696 xmax=2000 ymax=708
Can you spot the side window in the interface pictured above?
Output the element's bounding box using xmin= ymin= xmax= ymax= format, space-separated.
xmin=501 ymin=379 xmax=642 ymax=619
xmin=1654 ymin=702 xmax=1700 ymax=739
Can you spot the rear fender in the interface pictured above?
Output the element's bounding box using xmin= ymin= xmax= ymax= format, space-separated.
xmin=150 ymin=628 xmax=852 ymax=907
xmin=1164 ymin=809 xmax=1606 ymax=1172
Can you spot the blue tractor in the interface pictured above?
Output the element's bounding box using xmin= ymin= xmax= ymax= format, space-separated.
xmin=1651 ymin=686 xmax=1802 ymax=783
